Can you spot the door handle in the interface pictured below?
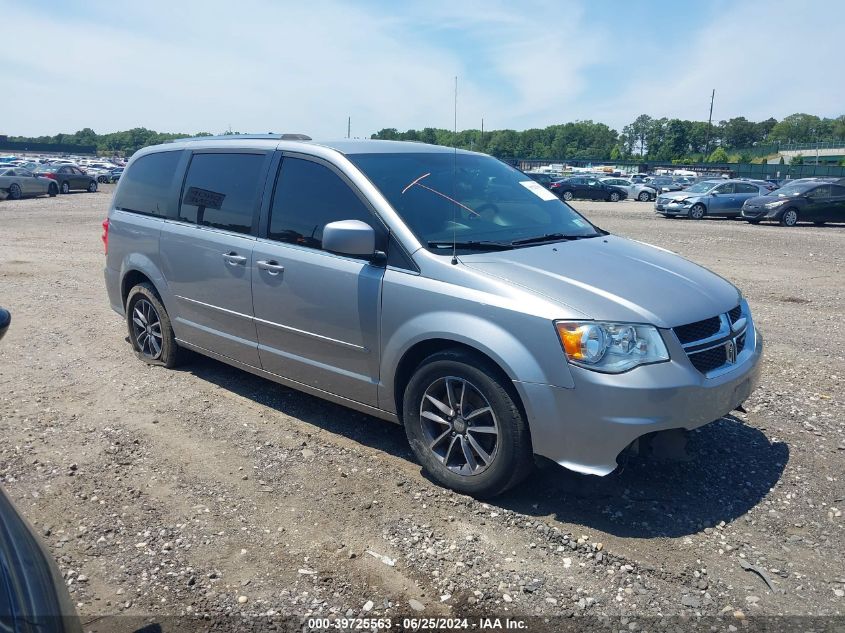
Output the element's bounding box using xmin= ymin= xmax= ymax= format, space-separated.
xmin=222 ymin=252 xmax=247 ymax=266
xmin=257 ymin=260 xmax=285 ymax=275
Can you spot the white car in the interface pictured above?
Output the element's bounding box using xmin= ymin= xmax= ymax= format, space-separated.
xmin=601 ymin=177 xmax=658 ymax=202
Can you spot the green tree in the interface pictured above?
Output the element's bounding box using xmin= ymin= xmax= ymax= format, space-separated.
xmin=707 ymin=147 xmax=730 ymax=163
xmin=769 ymin=114 xmax=822 ymax=144
xmin=791 ymin=153 xmax=804 ymax=165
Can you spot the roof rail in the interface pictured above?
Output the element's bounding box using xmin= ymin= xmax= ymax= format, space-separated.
xmin=169 ymin=133 xmax=312 ymax=143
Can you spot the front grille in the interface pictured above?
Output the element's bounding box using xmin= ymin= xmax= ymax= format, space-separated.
xmin=728 ymin=305 xmax=742 ymax=323
xmin=689 ymin=346 xmax=727 ymax=373
xmin=675 ymin=304 xmax=747 ymax=376
xmin=674 ymin=316 xmax=721 ymax=345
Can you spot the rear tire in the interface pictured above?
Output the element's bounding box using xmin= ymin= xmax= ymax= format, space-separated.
xmin=403 ymin=350 xmax=533 ymax=498
xmin=60 ymin=181 xmax=70 ymax=194
xmin=637 ymin=191 xmax=650 ymax=202
xmin=125 ymin=283 xmax=183 ymax=368
xmin=8 ymin=183 xmax=22 ymax=200
xmin=562 ymin=190 xmax=574 ymax=201
xmin=780 ymin=208 xmax=798 ymax=227
xmin=87 ymin=180 xmax=98 ymax=193
xmin=609 ymin=192 xmax=621 ymax=202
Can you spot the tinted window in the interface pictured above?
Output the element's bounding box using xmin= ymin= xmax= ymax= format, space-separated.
xmin=268 ymin=157 xmax=382 ymax=251
xmin=59 ymin=167 xmax=71 ymax=174
xmin=831 ymin=185 xmax=845 ymax=197
xmin=735 ymin=183 xmax=758 ymax=194
xmin=714 ymin=183 xmax=734 ymax=194
xmin=115 ymin=150 xmax=182 ymax=217
xmin=808 ymin=185 xmax=830 ymax=199
xmin=179 ymin=153 xmax=266 ymax=234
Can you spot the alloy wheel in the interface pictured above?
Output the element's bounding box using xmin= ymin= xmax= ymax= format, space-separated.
xmin=782 ymin=209 xmax=798 ymax=226
xmin=131 ymin=298 xmax=163 ymax=360
xmin=419 ymin=376 xmax=499 ymax=476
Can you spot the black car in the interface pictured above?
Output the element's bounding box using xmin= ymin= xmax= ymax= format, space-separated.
xmin=0 ymin=308 xmax=81 ymax=633
xmin=35 ymin=165 xmax=98 ymax=194
xmin=524 ymin=172 xmax=558 ymax=189
xmin=549 ymin=176 xmax=628 ymax=202
xmin=645 ymin=176 xmax=684 ymax=193
xmin=741 ymin=181 xmax=845 ymax=226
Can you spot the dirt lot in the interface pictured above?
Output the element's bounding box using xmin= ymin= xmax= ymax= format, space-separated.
xmin=1 ymin=186 xmax=843 ymax=629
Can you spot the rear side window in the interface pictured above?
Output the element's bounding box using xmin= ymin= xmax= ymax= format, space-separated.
xmin=831 ymin=185 xmax=845 ymax=197
xmin=115 ymin=151 xmax=181 ymax=216
xmin=178 ymin=153 xmax=266 ymax=234
xmin=735 ymin=183 xmax=758 ymax=194
xmin=268 ymin=157 xmax=383 ymax=251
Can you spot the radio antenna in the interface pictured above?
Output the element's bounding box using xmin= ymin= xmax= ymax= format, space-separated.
xmin=451 ymin=75 xmax=459 ymax=265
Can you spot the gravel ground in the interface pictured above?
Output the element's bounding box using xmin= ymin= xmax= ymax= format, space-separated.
xmin=0 ymin=187 xmax=843 ymax=630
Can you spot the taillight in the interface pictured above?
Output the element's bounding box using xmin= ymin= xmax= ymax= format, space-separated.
xmin=43 ymin=173 xmax=57 ymax=180
xmin=101 ymin=218 xmax=109 ymax=254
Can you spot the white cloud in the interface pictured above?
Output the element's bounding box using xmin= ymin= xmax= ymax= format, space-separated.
xmin=0 ymin=0 xmax=841 ymax=139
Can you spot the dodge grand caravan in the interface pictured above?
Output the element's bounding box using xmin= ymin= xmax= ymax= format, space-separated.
xmin=103 ymin=135 xmax=763 ymax=497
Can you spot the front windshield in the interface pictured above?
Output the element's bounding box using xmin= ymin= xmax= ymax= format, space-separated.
xmin=774 ymin=184 xmax=810 ymax=197
xmin=684 ymin=181 xmax=717 ymax=193
xmin=348 ymin=152 xmax=601 ymax=250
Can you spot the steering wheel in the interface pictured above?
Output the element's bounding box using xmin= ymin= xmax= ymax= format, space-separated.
xmin=472 ymin=202 xmax=500 ymax=221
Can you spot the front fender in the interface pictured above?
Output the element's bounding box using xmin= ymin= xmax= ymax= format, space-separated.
xmin=379 ymin=308 xmax=575 ymax=416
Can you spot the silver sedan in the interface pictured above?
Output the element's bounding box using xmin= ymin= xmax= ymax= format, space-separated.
xmin=0 ymin=168 xmax=58 ymax=200
xmin=601 ymin=177 xmax=658 ymax=202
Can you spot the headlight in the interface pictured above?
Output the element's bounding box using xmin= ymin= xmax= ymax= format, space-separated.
xmin=555 ymin=321 xmax=669 ymax=373
xmin=764 ymin=199 xmax=787 ymax=209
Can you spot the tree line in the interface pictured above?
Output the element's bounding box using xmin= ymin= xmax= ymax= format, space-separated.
xmin=372 ymin=112 xmax=845 ymax=164
xmin=4 ymin=112 xmax=845 ymax=162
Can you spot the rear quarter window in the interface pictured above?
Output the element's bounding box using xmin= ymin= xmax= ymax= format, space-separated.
xmin=115 ymin=151 xmax=182 ymax=217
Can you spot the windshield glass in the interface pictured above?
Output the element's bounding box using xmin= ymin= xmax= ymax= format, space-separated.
xmin=774 ymin=184 xmax=811 ymax=197
xmin=348 ymin=152 xmax=601 ymax=250
xmin=684 ymin=181 xmax=717 ymax=193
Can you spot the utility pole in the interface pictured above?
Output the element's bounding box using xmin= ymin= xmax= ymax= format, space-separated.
xmin=347 ymin=117 xmax=351 ymax=139
xmin=481 ymin=118 xmax=484 ymax=148
xmin=706 ymin=89 xmax=715 ymax=155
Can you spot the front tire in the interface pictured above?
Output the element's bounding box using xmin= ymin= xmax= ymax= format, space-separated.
xmin=48 ymin=183 xmax=58 ymax=197
xmin=780 ymin=208 xmax=798 ymax=227
xmin=690 ymin=204 xmax=706 ymax=220
xmin=638 ymin=191 xmax=650 ymax=202
xmin=403 ymin=350 xmax=533 ymax=498
xmin=609 ymin=192 xmax=621 ymax=202
xmin=125 ymin=283 xmax=183 ymax=368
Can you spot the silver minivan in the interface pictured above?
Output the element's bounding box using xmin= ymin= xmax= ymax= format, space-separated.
xmin=103 ymin=135 xmax=763 ymax=497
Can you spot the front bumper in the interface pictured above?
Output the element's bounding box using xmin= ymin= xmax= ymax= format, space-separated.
xmin=515 ymin=325 xmax=764 ymax=476
xmin=741 ymin=206 xmax=778 ymax=220
xmin=655 ymin=201 xmax=691 ymax=216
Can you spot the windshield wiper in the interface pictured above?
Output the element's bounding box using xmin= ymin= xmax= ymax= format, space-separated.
xmin=510 ymin=233 xmax=600 ymax=246
xmin=428 ymin=240 xmax=513 ymax=251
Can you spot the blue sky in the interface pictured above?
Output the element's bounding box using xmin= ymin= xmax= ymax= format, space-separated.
xmin=2 ymin=0 xmax=843 ymax=138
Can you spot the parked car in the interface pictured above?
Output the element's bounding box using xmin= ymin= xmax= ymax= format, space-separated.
xmin=655 ymin=179 xmax=770 ymax=219
xmin=0 ymin=167 xmax=59 ymax=199
xmin=0 ymin=308 xmax=82 ymax=633
xmin=645 ymin=176 xmax=684 ymax=193
xmin=36 ymin=165 xmax=98 ymax=194
xmin=104 ymin=136 xmax=762 ymax=497
xmin=85 ymin=165 xmax=115 ymax=183
xmin=524 ymin=172 xmax=559 ymax=189
xmin=600 ymin=177 xmax=658 ymax=202
xmin=549 ymin=176 xmax=628 ymax=201
xmin=109 ymin=167 xmax=125 ymax=182
xmin=741 ymin=181 xmax=845 ymax=226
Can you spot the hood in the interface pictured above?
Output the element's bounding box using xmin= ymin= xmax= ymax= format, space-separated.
xmin=657 ymin=190 xmax=697 ymax=201
xmin=460 ymin=235 xmax=739 ymax=328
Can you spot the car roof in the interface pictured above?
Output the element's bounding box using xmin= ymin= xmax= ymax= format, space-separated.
xmin=154 ymin=135 xmax=476 ymax=158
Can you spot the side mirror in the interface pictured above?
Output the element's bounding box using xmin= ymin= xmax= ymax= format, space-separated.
xmin=322 ymin=220 xmax=382 ymax=261
xmin=0 ymin=308 xmax=10 ymax=342
xmin=710 ymin=191 xmax=718 ymax=196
